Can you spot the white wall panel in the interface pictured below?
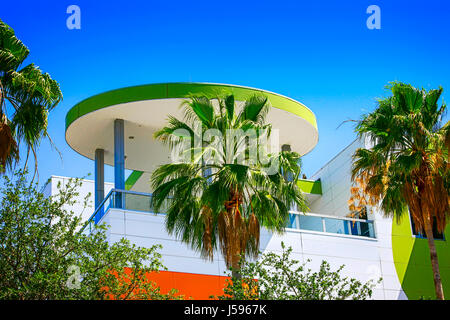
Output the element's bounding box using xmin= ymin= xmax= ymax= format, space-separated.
xmin=378 ymin=247 xmax=395 ymax=263
xmin=160 ymin=254 xmax=224 ymax=276
xmin=46 ymin=176 xmax=114 ymax=223
xmin=301 ymin=237 xmax=380 ymax=261
xmin=260 ymin=231 xmax=302 ymax=254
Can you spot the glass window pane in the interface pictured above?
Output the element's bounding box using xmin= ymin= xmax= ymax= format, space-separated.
xmin=349 ymin=220 xmax=359 ymax=236
xmin=358 ymin=221 xmax=375 ymax=238
xmin=286 ymin=214 xmax=299 ymax=229
xmin=298 ymin=215 xmax=323 ymax=232
xmin=324 ymin=218 xmax=350 ymax=235
xmin=124 ymin=193 xmax=152 ymax=212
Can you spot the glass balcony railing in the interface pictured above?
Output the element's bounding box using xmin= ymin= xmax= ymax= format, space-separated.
xmin=286 ymin=212 xmax=376 ymax=238
xmin=84 ymin=189 xmax=376 ymax=239
xmin=83 ymin=189 xmax=168 ymax=234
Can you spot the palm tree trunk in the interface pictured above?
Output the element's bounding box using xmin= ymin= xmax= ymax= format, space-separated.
xmin=0 ymin=79 xmax=4 ymax=111
xmin=424 ymin=218 xmax=445 ymax=300
xmin=227 ymin=190 xmax=244 ymax=281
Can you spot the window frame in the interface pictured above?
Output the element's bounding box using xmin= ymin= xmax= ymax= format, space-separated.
xmin=408 ymin=210 xmax=445 ymax=241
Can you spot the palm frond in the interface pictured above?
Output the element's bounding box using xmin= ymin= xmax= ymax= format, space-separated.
xmin=0 ymin=19 xmax=29 ymax=72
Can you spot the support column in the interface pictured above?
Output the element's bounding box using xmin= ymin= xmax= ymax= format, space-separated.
xmin=94 ymin=148 xmax=104 ymax=208
xmin=114 ymin=119 xmax=125 ymax=208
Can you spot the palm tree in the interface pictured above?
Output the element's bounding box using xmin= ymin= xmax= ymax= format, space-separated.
xmin=151 ymin=94 xmax=308 ymax=277
xmin=351 ymin=82 xmax=449 ymax=300
xmin=0 ymin=19 xmax=62 ymax=178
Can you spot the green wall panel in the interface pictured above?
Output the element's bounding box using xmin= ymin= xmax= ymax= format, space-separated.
xmin=392 ymin=211 xmax=450 ymax=300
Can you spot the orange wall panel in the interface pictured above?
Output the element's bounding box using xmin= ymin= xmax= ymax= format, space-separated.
xmin=146 ymin=270 xmax=229 ymax=300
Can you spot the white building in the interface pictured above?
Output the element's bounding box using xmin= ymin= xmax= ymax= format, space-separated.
xmin=51 ymin=82 xmax=449 ymax=299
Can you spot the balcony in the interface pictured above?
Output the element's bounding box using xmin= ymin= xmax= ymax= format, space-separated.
xmin=85 ymin=189 xmax=376 ymax=239
xmin=286 ymin=212 xmax=376 ymax=239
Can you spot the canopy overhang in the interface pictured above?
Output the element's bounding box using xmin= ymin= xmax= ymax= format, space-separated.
xmin=65 ymin=82 xmax=319 ymax=193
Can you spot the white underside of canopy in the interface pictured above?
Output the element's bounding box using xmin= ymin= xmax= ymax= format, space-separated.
xmin=66 ymin=98 xmax=318 ymax=173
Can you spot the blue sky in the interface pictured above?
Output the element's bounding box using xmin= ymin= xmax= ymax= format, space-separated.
xmin=2 ymin=0 xmax=450 ymax=186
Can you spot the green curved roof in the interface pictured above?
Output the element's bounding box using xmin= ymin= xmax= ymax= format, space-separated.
xmin=65 ymin=82 xmax=317 ymax=132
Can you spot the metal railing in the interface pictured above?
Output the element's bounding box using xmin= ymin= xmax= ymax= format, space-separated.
xmin=84 ymin=189 xmax=376 ymax=239
xmin=84 ymin=189 xmax=167 ymax=234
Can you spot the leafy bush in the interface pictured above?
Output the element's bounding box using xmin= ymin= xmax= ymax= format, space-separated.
xmin=0 ymin=170 xmax=182 ymax=300
xmin=215 ymin=242 xmax=381 ymax=300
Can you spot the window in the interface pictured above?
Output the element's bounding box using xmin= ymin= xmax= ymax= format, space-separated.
xmin=410 ymin=213 xmax=445 ymax=240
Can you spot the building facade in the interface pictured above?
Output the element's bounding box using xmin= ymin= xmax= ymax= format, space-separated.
xmin=51 ymin=82 xmax=449 ymax=299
